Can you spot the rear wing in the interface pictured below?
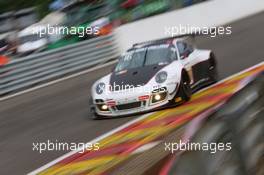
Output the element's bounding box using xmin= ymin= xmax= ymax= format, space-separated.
xmin=132 ymin=33 xmax=196 ymax=48
xmin=131 ymin=27 xmax=218 ymax=49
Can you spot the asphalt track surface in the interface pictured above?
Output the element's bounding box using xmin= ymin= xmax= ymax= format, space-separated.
xmin=0 ymin=12 xmax=264 ymax=175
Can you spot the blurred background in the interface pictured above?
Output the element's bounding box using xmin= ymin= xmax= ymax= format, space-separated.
xmin=0 ymin=0 xmax=206 ymax=61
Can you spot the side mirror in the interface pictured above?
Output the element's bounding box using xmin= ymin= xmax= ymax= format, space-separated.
xmin=180 ymin=50 xmax=190 ymax=59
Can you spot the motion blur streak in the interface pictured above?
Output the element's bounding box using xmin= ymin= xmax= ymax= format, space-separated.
xmin=0 ymin=11 xmax=264 ymax=175
xmin=33 ymin=63 xmax=263 ymax=175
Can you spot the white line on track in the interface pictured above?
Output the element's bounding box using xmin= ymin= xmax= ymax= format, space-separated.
xmin=28 ymin=112 xmax=154 ymax=175
xmin=0 ymin=60 xmax=118 ymax=102
xmin=132 ymin=141 xmax=161 ymax=154
xmin=28 ymin=61 xmax=263 ymax=175
xmin=249 ymin=106 xmax=264 ymax=119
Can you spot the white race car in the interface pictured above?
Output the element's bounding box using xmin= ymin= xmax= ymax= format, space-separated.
xmin=90 ymin=35 xmax=218 ymax=119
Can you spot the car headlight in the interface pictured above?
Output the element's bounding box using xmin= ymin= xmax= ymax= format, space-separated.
xmin=155 ymin=71 xmax=168 ymax=84
xmin=151 ymin=91 xmax=167 ymax=103
xmin=97 ymin=104 xmax=109 ymax=111
xmin=96 ymin=82 xmax=106 ymax=94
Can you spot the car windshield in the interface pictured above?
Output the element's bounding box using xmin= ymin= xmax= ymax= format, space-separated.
xmin=145 ymin=45 xmax=174 ymax=66
xmin=114 ymin=45 xmax=176 ymax=72
xmin=115 ymin=48 xmax=146 ymax=72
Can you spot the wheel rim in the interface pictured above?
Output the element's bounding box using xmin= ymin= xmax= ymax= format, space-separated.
xmin=183 ymin=80 xmax=191 ymax=97
xmin=209 ymin=65 xmax=218 ymax=81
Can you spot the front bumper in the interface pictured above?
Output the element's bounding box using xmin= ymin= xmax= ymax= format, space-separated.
xmin=93 ymin=90 xmax=171 ymax=117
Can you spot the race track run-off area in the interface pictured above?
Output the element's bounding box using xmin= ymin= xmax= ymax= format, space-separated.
xmin=31 ymin=63 xmax=264 ymax=174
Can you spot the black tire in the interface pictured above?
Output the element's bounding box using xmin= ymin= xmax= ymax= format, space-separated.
xmin=180 ymin=76 xmax=192 ymax=101
xmin=89 ymin=98 xmax=101 ymax=120
xmin=91 ymin=109 xmax=102 ymax=120
xmin=172 ymin=72 xmax=192 ymax=104
xmin=208 ymin=53 xmax=218 ymax=83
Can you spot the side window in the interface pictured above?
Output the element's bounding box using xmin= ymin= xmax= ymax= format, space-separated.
xmin=177 ymin=42 xmax=187 ymax=56
xmin=187 ymin=43 xmax=194 ymax=53
xmin=177 ymin=41 xmax=193 ymax=59
xmin=169 ymin=48 xmax=178 ymax=61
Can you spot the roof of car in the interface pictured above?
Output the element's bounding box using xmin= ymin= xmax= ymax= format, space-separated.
xmin=127 ymin=43 xmax=172 ymax=52
xmin=129 ymin=34 xmax=195 ymax=51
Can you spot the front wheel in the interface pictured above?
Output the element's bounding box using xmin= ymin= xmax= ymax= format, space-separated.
xmin=208 ymin=53 xmax=218 ymax=83
xmin=172 ymin=76 xmax=192 ymax=104
xmin=180 ymin=77 xmax=192 ymax=101
xmin=90 ymin=107 xmax=101 ymax=120
xmin=89 ymin=98 xmax=101 ymax=120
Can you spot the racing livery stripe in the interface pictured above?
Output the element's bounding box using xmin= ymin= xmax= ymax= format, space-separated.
xmin=110 ymin=64 xmax=165 ymax=88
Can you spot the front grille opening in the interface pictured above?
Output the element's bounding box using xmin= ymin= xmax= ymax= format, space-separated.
xmin=116 ymin=101 xmax=141 ymax=110
xmin=95 ymin=99 xmax=104 ymax=103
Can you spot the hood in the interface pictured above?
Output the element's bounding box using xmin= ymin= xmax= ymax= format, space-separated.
xmin=110 ymin=64 xmax=166 ymax=90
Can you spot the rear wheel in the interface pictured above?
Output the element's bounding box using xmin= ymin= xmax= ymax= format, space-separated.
xmin=208 ymin=53 xmax=218 ymax=83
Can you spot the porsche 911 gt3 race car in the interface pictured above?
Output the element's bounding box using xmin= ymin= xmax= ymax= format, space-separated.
xmin=90 ymin=35 xmax=218 ymax=119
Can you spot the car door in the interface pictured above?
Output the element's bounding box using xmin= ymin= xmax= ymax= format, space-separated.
xmin=177 ymin=41 xmax=196 ymax=85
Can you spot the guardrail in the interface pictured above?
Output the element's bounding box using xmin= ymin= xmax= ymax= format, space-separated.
xmin=0 ymin=34 xmax=120 ymax=96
